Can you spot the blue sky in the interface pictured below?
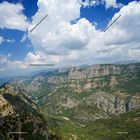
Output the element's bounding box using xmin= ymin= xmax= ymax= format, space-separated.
xmin=0 ymin=0 xmax=37 ymax=61
xmin=0 ymin=0 xmax=140 ymax=77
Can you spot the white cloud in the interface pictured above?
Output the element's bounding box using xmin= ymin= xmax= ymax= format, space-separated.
xmin=28 ymin=0 xmax=140 ymax=67
xmin=0 ymin=53 xmax=45 ymax=77
xmin=78 ymin=0 xmax=99 ymax=7
xmin=103 ymin=0 xmax=122 ymax=9
xmin=77 ymin=0 xmax=122 ymax=9
xmin=28 ymin=0 xmax=97 ymax=63
xmin=0 ymin=2 xmax=29 ymax=31
xmin=103 ymin=1 xmax=140 ymax=44
xmin=7 ymin=39 xmax=15 ymax=43
xmin=104 ymin=0 xmax=116 ymax=7
xmin=0 ymin=36 xmax=4 ymax=45
xmin=1 ymin=0 xmax=140 ymax=77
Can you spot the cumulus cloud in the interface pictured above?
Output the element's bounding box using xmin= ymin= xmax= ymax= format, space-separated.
xmin=28 ymin=0 xmax=98 ymax=64
xmin=0 ymin=2 xmax=29 ymax=31
xmin=28 ymin=0 xmax=78 ymax=60
xmin=77 ymin=0 xmax=122 ymax=9
xmin=27 ymin=0 xmax=140 ymax=67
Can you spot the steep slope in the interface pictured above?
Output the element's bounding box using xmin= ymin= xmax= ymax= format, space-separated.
xmin=0 ymin=84 xmax=59 ymax=140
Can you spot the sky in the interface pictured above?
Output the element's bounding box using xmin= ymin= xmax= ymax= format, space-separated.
xmin=0 ymin=0 xmax=140 ymax=77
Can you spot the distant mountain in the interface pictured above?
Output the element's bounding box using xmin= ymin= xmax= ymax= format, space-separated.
xmin=114 ymin=60 xmax=140 ymax=64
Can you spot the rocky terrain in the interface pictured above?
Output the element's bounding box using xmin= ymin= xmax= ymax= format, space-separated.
xmin=12 ymin=63 xmax=139 ymax=122
xmin=0 ymin=84 xmax=59 ymax=140
xmin=0 ymin=63 xmax=140 ymax=140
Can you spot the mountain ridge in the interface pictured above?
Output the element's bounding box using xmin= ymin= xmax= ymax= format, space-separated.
xmin=0 ymin=63 xmax=140 ymax=140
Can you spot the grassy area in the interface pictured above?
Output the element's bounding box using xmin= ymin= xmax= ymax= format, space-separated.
xmin=44 ymin=109 xmax=140 ymax=140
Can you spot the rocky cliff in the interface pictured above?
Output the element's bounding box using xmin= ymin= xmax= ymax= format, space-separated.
xmin=7 ymin=63 xmax=140 ymax=123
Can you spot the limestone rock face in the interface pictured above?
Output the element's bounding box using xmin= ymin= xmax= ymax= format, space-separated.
xmin=60 ymin=97 xmax=80 ymax=108
xmin=129 ymin=95 xmax=140 ymax=110
xmin=2 ymin=63 xmax=140 ymax=123
xmin=83 ymin=92 xmax=140 ymax=115
xmin=45 ymin=64 xmax=140 ymax=93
